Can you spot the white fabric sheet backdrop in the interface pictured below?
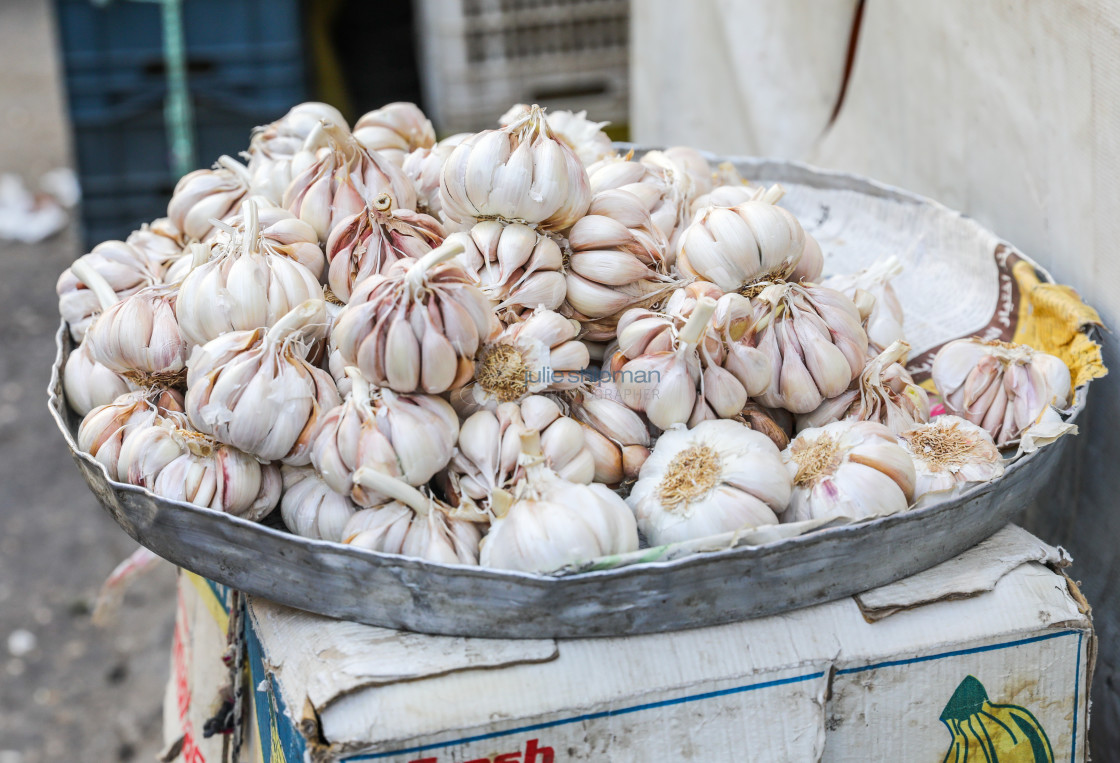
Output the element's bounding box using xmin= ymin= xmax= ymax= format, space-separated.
xmin=634 ymin=1 xmax=1119 ymax=757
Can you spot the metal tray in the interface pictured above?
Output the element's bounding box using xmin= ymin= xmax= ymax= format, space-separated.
xmin=50 ymin=156 xmax=1092 ymax=639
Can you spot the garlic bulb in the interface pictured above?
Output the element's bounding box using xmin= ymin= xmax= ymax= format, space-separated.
xmin=325 ymin=192 xmax=445 ymax=302
xmin=452 ymin=221 xmax=566 ymax=321
xmin=246 ymin=102 xmax=351 ymax=203
xmin=185 ymin=299 xmax=339 ymax=464
xmin=932 ymin=338 xmax=1072 ymax=446
xmin=798 ymin=340 xmax=930 ymax=435
xmin=352 ymin=102 xmax=436 ymax=164
xmin=64 ymin=338 xmax=132 ymax=416
xmin=446 ymin=395 xmax=595 ymax=515
xmin=310 ymin=368 xmax=459 ymax=506
xmin=678 ymin=185 xmax=807 ymax=291
xmin=587 ymin=150 xmax=694 ymax=252
xmin=177 ymin=204 xmax=325 ymax=346
xmin=782 ymin=420 xmax=916 ymax=523
xmin=167 ymin=156 xmax=252 ymax=241
xmin=401 ymin=134 xmax=471 ymax=218
xmin=899 ymin=416 xmax=1005 ymax=503
xmin=563 ymin=383 xmax=652 ymax=484
xmin=822 ymin=256 xmax=905 ymax=353
xmin=73 ymin=260 xmax=189 ymax=386
xmin=279 ymin=465 xmax=357 ymax=541
xmin=453 ymin=308 xmax=589 ymax=410
xmin=207 ymin=197 xmax=327 ymax=278
xmin=345 ymin=468 xmax=481 ymax=565
xmin=77 ymin=388 xmax=184 ymax=481
xmin=479 ymin=430 xmax=638 ymax=573
xmin=126 ymin=218 xmax=185 ymax=274
xmin=689 ymin=184 xmax=754 ymax=217
xmin=122 ymin=412 xmax=282 ymax=519
xmin=627 ymin=420 xmax=791 ymax=545
xmin=440 ymin=104 xmax=591 ymax=231
xmin=57 ymin=240 xmax=162 ymax=341
xmin=499 ymin=104 xmax=614 ymax=166
xmin=283 ymin=120 xmax=418 ymax=243
xmin=330 ymin=241 xmax=495 ymax=394
xmin=747 ymin=281 xmax=869 ymax=414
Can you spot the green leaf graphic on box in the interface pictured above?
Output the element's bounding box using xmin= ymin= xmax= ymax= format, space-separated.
xmin=940 ymin=675 xmax=1054 ymax=763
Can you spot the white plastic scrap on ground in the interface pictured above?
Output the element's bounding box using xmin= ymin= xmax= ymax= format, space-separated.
xmin=0 ymin=168 xmax=78 ymax=243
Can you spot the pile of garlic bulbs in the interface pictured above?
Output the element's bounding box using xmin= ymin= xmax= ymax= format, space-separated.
xmin=59 ymin=101 xmax=1082 ymax=574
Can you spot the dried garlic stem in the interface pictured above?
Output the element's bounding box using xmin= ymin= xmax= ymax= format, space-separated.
xmin=68 ymin=259 xmax=119 ymax=312
xmin=678 ymin=296 xmax=717 ymax=347
xmin=352 ymin=467 xmax=431 ymax=516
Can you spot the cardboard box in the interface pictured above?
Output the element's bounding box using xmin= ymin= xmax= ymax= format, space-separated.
xmin=165 ymin=526 xmax=1094 ymax=762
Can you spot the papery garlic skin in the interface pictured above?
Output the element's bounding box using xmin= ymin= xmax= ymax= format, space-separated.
xmin=932 ymin=338 xmax=1072 ymax=446
xmin=628 ymin=420 xmax=791 ymax=546
xmin=782 ymin=420 xmax=916 ymax=523
xmin=280 ymin=465 xmax=357 ymax=541
xmin=57 ymin=240 xmax=162 ymax=341
xmin=64 ymin=338 xmax=132 ymax=416
xmin=479 ymin=431 xmax=638 ymax=573
xmin=167 ymin=156 xmax=253 ymax=241
xmin=186 ymin=300 xmax=339 ymax=464
xmin=452 ymin=221 xmax=566 ymax=320
xmin=77 ymin=388 xmax=184 ymax=481
xmin=439 ymin=105 xmax=591 ymax=231
xmin=352 ymin=102 xmax=436 ymax=165
xmin=822 ymin=256 xmax=905 ymax=353
xmin=899 ymin=416 xmax=1005 ymax=503
xmin=207 ymin=198 xmax=327 ymax=279
xmin=499 ymin=104 xmax=614 ymax=166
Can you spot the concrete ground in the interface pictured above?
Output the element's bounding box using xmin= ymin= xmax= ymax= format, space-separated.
xmin=0 ymin=2 xmax=178 ymax=761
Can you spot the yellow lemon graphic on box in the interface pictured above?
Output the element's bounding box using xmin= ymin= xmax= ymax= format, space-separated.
xmin=940 ymin=675 xmax=1054 ymax=763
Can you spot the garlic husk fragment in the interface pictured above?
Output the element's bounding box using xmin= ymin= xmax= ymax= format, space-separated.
xmin=279 ymin=465 xmax=357 ymax=541
xmin=798 ymin=340 xmax=930 ymax=434
xmin=246 ymin=102 xmax=351 ymax=203
xmin=628 ymin=419 xmax=791 ymax=546
xmin=782 ymin=420 xmax=916 ymax=523
xmin=821 ymin=256 xmax=905 ymax=353
xmin=899 ymin=416 xmax=1005 ymax=504
xmin=122 ymin=412 xmax=281 ymax=520
xmin=344 ymin=468 xmax=481 ymax=565
xmin=310 ymin=368 xmax=459 ymax=506
xmin=326 ymin=193 xmax=445 ymax=302
xmin=439 ymin=104 xmax=591 ymax=230
xmin=126 ymin=218 xmax=186 ymax=274
xmin=330 ymin=241 xmax=495 ymax=394
xmin=283 ymin=120 xmax=418 ymax=243
xmin=729 ymin=402 xmax=793 ymax=451
xmin=563 ymin=383 xmax=652 ymax=484
xmin=748 ymin=281 xmax=869 ymax=414
xmin=453 ymin=308 xmax=589 ymax=410
xmin=186 ymin=299 xmax=339 ymax=464
xmin=479 ymin=431 xmax=638 ymax=573
xmin=77 ymin=388 xmax=184 ymax=481
xmin=451 ymin=221 xmax=566 ymax=321
xmin=64 ymin=338 xmax=133 ymax=416
xmin=678 ymin=185 xmax=806 ymax=291
xmin=499 ymin=104 xmax=614 ymax=166
xmin=207 ymin=197 xmax=327 ymax=278
xmin=932 ymin=338 xmax=1072 ymax=446
xmin=73 ymin=260 xmax=189 ymax=385
xmin=177 ymin=203 xmax=325 ymax=347
xmin=167 ymin=155 xmax=252 ymax=240
xmin=352 ymin=102 xmax=436 ymax=165
xmin=57 ymin=240 xmax=162 ymax=341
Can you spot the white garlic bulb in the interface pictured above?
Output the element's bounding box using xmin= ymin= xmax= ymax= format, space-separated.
xmin=344 ymin=468 xmax=481 ymax=565
xmin=207 ymin=197 xmax=327 ymax=279
xmin=499 ymin=104 xmax=614 ymax=166
xmin=678 ymin=185 xmax=806 ymax=291
xmin=798 ymin=340 xmax=930 ymax=435
xmin=401 ymin=133 xmax=470 ymax=218
xmin=330 ymin=241 xmax=495 ymax=394
xmin=64 ymin=338 xmax=132 ymax=416
xmin=627 ymin=419 xmax=791 ymax=545
xmin=310 ymin=368 xmax=459 ymax=506
xmin=279 ymin=465 xmax=357 ymax=541
xmin=439 ymin=104 xmax=591 ymax=231
xmin=782 ymin=420 xmax=916 ymax=523
xmin=57 ymin=240 xmax=162 ymax=341
xmin=479 ymin=430 xmax=638 ymax=573
xmin=246 ymin=102 xmax=351 ymax=203
xmin=126 ymin=218 xmax=186 ymax=274
xmin=77 ymin=388 xmax=184 ymax=481
xmin=185 ymin=299 xmax=339 ymax=464
xmin=899 ymin=416 xmax=1005 ymax=503
xmin=352 ymin=102 xmax=436 ymax=165
xmin=325 ymin=192 xmax=445 ymax=302
xmin=452 ymin=220 xmax=567 ymax=321
xmin=822 ymin=256 xmax=905 ymax=353
xmin=932 ymin=338 xmax=1072 ymax=446
xmin=563 ymin=384 xmax=652 ymax=484
xmin=167 ymin=156 xmax=253 ymax=241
